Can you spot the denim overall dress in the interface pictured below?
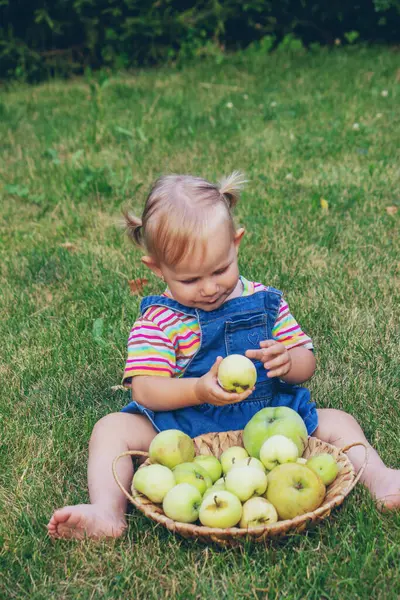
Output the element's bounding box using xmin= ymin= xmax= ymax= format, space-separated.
xmin=121 ymin=285 xmax=318 ymax=438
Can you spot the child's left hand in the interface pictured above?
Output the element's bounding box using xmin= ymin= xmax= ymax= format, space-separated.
xmin=245 ymin=340 xmax=292 ymax=379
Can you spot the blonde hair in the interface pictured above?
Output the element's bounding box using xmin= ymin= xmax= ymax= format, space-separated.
xmin=123 ymin=172 xmax=246 ymax=265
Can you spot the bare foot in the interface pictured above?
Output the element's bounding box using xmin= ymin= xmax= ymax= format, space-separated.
xmin=47 ymin=504 xmax=127 ymax=540
xmin=368 ymin=468 xmax=400 ymax=511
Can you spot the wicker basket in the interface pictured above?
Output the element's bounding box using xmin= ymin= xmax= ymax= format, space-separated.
xmin=112 ymin=432 xmax=368 ymax=547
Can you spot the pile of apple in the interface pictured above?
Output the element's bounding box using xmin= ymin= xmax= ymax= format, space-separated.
xmin=132 ymin=407 xmax=340 ymax=529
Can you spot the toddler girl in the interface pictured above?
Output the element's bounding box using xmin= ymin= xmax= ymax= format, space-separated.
xmin=48 ymin=172 xmax=400 ymax=539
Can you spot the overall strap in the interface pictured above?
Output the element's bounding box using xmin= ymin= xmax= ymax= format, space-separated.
xmin=261 ymin=286 xmax=283 ymax=324
xmin=140 ymin=294 xmax=197 ymax=318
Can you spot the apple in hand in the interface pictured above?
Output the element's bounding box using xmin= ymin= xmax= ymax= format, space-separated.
xmin=243 ymin=406 xmax=308 ymax=459
xmin=260 ymin=435 xmax=299 ymax=470
xmin=203 ymin=477 xmax=226 ymax=498
xmin=149 ymin=429 xmax=195 ymax=469
xmin=225 ymin=465 xmax=268 ymax=502
xmin=231 ymin=457 xmax=266 ymax=472
xmin=220 ymin=446 xmax=249 ymax=474
xmin=199 ymin=491 xmax=242 ymax=529
xmin=132 ymin=464 xmax=176 ymax=503
xmin=217 ymin=354 xmax=257 ymax=393
xmin=194 ymin=455 xmax=222 ymax=483
xmin=172 ymin=462 xmax=212 ymax=495
xmin=163 ymin=483 xmax=202 ymax=523
xmin=266 ymin=463 xmax=326 ymax=520
xmin=307 ymin=453 xmax=339 ymax=485
xmin=239 ymin=497 xmax=278 ymax=528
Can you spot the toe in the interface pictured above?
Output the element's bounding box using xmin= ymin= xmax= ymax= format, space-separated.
xmin=47 ymin=521 xmax=57 ymax=534
xmin=51 ymin=506 xmax=75 ymax=524
xmin=47 ymin=512 xmax=64 ymax=537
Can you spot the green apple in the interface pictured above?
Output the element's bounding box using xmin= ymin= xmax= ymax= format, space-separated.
xmin=243 ymin=406 xmax=308 ymax=459
xmin=231 ymin=457 xmax=266 ymax=472
xmin=132 ymin=464 xmax=176 ymax=503
xmin=163 ymin=483 xmax=202 ymax=523
xmin=203 ymin=478 xmax=226 ymax=498
xmin=220 ymin=446 xmax=249 ymax=474
xmin=307 ymin=453 xmax=339 ymax=485
xmin=172 ymin=462 xmax=212 ymax=495
xmin=259 ymin=434 xmax=299 ymax=470
xmin=266 ymin=463 xmax=326 ymax=520
xmin=199 ymin=491 xmax=242 ymax=529
xmin=149 ymin=429 xmax=195 ymax=469
xmin=217 ymin=354 xmax=257 ymax=393
xmin=225 ymin=465 xmax=268 ymax=502
xmin=194 ymin=455 xmax=222 ymax=483
xmin=239 ymin=497 xmax=278 ymax=528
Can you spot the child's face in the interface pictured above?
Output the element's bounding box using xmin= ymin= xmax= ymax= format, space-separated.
xmin=145 ymin=224 xmax=244 ymax=311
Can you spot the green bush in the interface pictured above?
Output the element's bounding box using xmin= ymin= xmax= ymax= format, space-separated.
xmin=1 ymin=0 xmax=400 ymax=81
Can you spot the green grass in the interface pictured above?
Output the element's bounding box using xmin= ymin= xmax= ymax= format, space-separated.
xmin=1 ymin=45 xmax=399 ymax=599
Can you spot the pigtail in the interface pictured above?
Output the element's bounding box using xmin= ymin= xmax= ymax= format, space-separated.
xmin=218 ymin=171 xmax=247 ymax=209
xmin=122 ymin=210 xmax=144 ymax=248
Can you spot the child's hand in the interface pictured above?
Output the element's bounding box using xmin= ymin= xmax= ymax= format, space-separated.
xmin=195 ymin=357 xmax=255 ymax=406
xmin=246 ymin=340 xmax=292 ymax=379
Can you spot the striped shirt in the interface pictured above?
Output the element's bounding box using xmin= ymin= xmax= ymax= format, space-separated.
xmin=123 ymin=277 xmax=313 ymax=385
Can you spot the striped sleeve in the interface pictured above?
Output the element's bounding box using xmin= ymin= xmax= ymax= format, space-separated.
xmin=272 ymin=298 xmax=313 ymax=351
xmin=122 ymin=312 xmax=177 ymax=386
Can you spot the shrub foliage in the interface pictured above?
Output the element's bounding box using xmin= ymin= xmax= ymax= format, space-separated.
xmin=1 ymin=0 xmax=400 ymax=80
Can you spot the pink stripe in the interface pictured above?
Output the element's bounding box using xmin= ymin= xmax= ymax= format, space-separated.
xmin=175 ymin=335 xmax=200 ymax=348
xmin=157 ymin=312 xmax=179 ymax=327
xmin=128 ymin=338 xmax=173 ymax=350
xmin=143 ymin=306 xmax=159 ymax=319
xmin=279 ymin=303 xmax=289 ymax=314
xmin=175 ymin=329 xmax=199 ymax=342
xmin=126 ymin=356 xmax=175 ymax=368
xmin=124 ymin=365 xmax=172 ymax=375
xmin=276 ymin=308 xmax=289 ymax=319
xmin=128 ymin=332 xmax=172 ymax=344
xmin=279 ymin=332 xmax=307 ymax=343
xmin=133 ymin=323 xmax=166 ymax=332
xmin=144 ymin=307 xmax=169 ymax=323
xmin=278 ymin=335 xmax=294 ymax=342
xmin=148 ymin=306 xmax=169 ymax=318
xmin=275 ymin=314 xmax=289 ymax=326
xmin=277 ymin=324 xmax=299 ymax=335
xmin=179 ymin=338 xmax=199 ymax=351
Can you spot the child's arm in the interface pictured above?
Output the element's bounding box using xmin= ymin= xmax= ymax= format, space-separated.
xmin=131 ymin=375 xmax=200 ymax=410
xmin=280 ymin=345 xmax=316 ymax=384
xmin=131 ymin=357 xmax=255 ymax=411
xmin=246 ymin=341 xmax=316 ymax=385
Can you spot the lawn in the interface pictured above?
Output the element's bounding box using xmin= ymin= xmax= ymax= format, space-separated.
xmin=0 ymin=45 xmax=399 ymax=599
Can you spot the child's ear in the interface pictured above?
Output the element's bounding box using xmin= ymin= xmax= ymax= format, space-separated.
xmin=141 ymin=255 xmax=163 ymax=279
xmin=234 ymin=227 xmax=245 ymax=251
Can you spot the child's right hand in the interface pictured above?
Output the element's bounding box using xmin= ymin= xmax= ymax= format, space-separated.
xmin=195 ymin=357 xmax=255 ymax=407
